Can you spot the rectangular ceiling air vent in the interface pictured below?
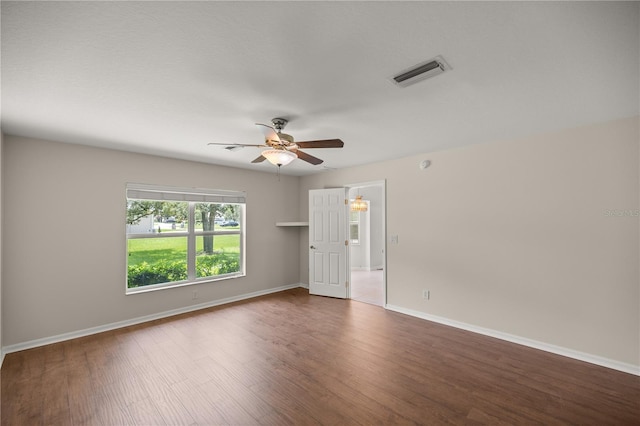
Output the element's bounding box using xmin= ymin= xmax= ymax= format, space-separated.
xmin=391 ymin=55 xmax=450 ymax=88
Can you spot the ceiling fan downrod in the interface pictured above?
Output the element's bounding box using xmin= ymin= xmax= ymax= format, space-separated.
xmin=271 ymin=118 xmax=288 ymax=133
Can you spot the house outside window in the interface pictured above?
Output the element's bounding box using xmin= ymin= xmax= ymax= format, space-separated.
xmin=126 ymin=183 xmax=246 ymax=294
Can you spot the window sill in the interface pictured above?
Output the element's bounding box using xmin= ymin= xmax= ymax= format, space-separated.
xmin=126 ymin=272 xmax=245 ymax=295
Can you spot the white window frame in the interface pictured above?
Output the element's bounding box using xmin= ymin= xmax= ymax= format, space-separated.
xmin=126 ymin=183 xmax=246 ymax=294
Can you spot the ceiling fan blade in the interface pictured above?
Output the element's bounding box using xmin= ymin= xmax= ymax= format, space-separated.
xmin=255 ymin=123 xmax=282 ymax=145
xmin=296 ymin=150 xmax=323 ymax=165
xmin=295 ymin=139 xmax=344 ymax=149
xmin=251 ymin=155 xmax=267 ymax=163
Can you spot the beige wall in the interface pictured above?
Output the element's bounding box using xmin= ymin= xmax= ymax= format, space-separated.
xmin=0 ymin=130 xmax=3 ymax=364
xmin=3 ymin=136 xmax=301 ymax=346
xmin=300 ymin=116 xmax=640 ymax=367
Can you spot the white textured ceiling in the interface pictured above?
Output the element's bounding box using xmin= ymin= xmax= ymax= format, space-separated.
xmin=1 ymin=1 xmax=639 ymax=175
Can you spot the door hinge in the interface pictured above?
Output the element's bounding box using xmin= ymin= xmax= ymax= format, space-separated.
xmin=345 ymin=199 xmax=348 ymax=205
xmin=345 ymin=240 xmax=349 ymax=246
xmin=345 ymin=281 xmax=349 ymax=287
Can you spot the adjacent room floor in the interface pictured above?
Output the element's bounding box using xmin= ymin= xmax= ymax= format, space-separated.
xmin=350 ymin=269 xmax=384 ymax=306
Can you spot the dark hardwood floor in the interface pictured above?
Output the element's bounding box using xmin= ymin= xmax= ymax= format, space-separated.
xmin=2 ymin=288 xmax=639 ymax=425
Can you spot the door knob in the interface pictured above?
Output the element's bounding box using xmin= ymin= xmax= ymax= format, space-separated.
xmin=310 ymin=245 xmax=316 ymax=249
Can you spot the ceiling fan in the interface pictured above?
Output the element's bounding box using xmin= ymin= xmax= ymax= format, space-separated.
xmin=208 ymin=118 xmax=344 ymax=167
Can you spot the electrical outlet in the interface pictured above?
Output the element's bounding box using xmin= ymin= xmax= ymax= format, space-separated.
xmin=422 ymin=289 xmax=430 ymax=300
xmin=192 ymin=290 xmax=198 ymax=300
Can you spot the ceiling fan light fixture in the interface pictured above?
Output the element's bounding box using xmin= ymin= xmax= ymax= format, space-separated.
xmin=262 ymin=149 xmax=297 ymax=166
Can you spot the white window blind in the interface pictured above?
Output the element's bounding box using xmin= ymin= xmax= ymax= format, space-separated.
xmin=126 ymin=183 xmax=246 ymax=204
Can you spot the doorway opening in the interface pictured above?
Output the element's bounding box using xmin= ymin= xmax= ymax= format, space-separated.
xmin=347 ymin=181 xmax=386 ymax=307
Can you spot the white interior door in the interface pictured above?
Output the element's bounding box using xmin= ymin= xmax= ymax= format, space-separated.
xmin=309 ymin=188 xmax=348 ymax=298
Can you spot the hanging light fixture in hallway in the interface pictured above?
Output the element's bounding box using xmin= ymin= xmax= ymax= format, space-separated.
xmin=350 ymin=195 xmax=368 ymax=212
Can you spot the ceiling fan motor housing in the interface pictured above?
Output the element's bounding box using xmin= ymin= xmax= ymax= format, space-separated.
xmin=278 ymin=133 xmax=294 ymax=144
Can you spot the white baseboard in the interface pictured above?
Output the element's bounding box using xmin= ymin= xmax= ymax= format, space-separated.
xmin=385 ymin=304 xmax=640 ymax=377
xmin=2 ymin=283 xmax=306 ymax=356
xmin=299 ymin=282 xmax=309 ymax=289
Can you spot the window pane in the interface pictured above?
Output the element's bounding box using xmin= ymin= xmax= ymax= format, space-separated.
xmin=196 ymin=234 xmax=241 ymax=278
xmin=195 ymin=203 xmax=240 ymax=232
xmin=350 ymin=224 xmax=360 ymax=244
xmin=127 ymin=237 xmax=188 ymax=288
xmin=126 ymin=200 xmax=188 ymax=234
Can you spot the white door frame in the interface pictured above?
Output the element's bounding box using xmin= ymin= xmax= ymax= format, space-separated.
xmin=345 ymin=180 xmax=387 ymax=307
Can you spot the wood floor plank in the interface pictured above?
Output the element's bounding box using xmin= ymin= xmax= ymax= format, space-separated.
xmin=192 ymin=355 xmax=285 ymax=422
xmin=196 ymin=379 xmax=258 ymax=425
xmin=147 ymin=386 xmax=197 ymax=426
xmin=2 ymin=288 xmax=639 ymax=425
xmin=169 ymin=378 xmax=229 ymax=425
xmin=127 ymin=397 xmax=168 ymax=426
xmin=41 ymin=363 xmax=72 ymax=425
